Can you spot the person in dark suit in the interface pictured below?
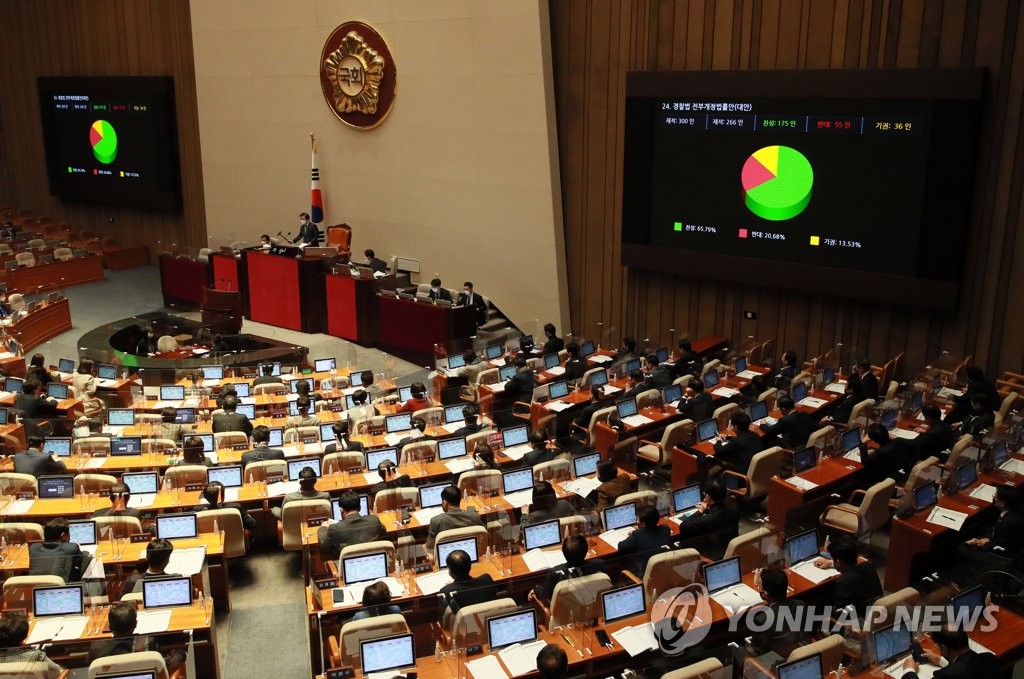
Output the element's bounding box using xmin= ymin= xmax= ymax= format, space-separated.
xmin=121 ymin=539 xmax=179 ymax=595
xmin=852 ymin=358 xmax=879 ymax=401
xmin=272 ymin=466 xmax=331 ymax=519
xmin=813 ymin=535 xmax=882 ymax=621
xmin=825 ymin=373 xmax=865 ymax=425
xmin=957 ymin=485 xmax=1024 ymax=570
xmin=351 ymin=581 xmax=402 ymax=620
xmin=541 ymin=324 xmax=564 ymax=355
xmin=901 ymin=627 xmax=998 ymax=679
xmin=213 ymin=394 xmax=253 ymax=436
xmin=13 ymin=436 xmax=67 ymax=477
xmin=198 ymin=481 xmax=256 ymax=531
xmin=523 ymin=430 xmax=558 ymax=468
xmin=593 ymin=459 xmax=631 ymax=512
xmin=14 ymin=379 xmax=58 ymax=419
xmin=760 ymin=395 xmax=814 ymax=448
xmin=503 ymin=356 xmax=535 ymax=402
xmin=860 ymin=424 xmax=915 ymax=485
xmin=671 ymin=339 xmax=702 ymax=380
xmin=744 ymin=568 xmax=807 ymax=657
xmin=676 ymin=478 xmax=739 ymax=546
xmin=771 ymin=350 xmax=800 ymax=390
xmin=914 ymin=404 xmax=955 ymax=461
xmin=438 ymin=549 xmax=497 ymax=617
xmin=92 ymin=482 xmax=144 ymax=524
xmin=677 ymin=380 xmax=714 ymax=421
xmin=252 ymin=363 xmax=283 ymax=387
xmin=520 ymin=482 xmax=573 ymax=526
xmin=456 ymin=282 xmax=487 ymax=325
xmin=135 ymin=326 xmax=158 ymax=356
xmin=240 ymin=425 xmax=285 ymax=471
xmin=643 ymin=354 xmax=673 ymax=390
xmin=427 ymin=277 xmax=453 ymax=303
xmin=292 ymin=212 xmax=320 ymax=246
xmin=562 ymin=343 xmax=587 ymax=383
xmin=621 ymin=370 xmax=647 ymax=399
xmin=424 ymin=486 xmax=483 ymax=555
xmin=368 ymin=459 xmax=412 ymax=500
xmin=958 ymin=395 xmax=995 ymax=440
xmin=528 ymin=535 xmax=604 ymax=606
xmin=87 ymin=601 xmax=186 ymax=669
xmin=29 ymin=518 xmax=91 ymax=583
xmin=395 ymin=417 xmax=430 ymax=450
xmin=713 ymin=410 xmax=763 ymax=473
xmin=572 ymin=385 xmax=613 ymax=430
xmin=317 ymin=491 xmax=386 ymax=559
xmin=323 ymin=421 xmax=365 ymax=455
xmin=617 ymin=504 xmax=671 ymax=573
xmin=451 ymin=404 xmax=485 ymax=437
xmin=363 ymin=249 xmax=388 ymax=274
xmin=610 ymin=336 xmax=639 ymax=371
xmin=946 ymin=367 xmax=1001 ymax=425
xmin=26 ymin=354 xmax=57 ymax=386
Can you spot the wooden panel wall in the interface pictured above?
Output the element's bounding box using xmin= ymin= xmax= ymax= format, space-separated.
xmin=550 ymin=0 xmax=1024 ymax=379
xmin=0 ymin=0 xmax=206 ymax=254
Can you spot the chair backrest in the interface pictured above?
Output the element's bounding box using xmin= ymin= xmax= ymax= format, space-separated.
xmin=339 ymin=540 xmax=397 ymax=574
xmin=946 ymin=434 xmax=976 ymax=467
xmin=53 ymin=247 xmax=73 ymax=260
xmin=141 ymin=438 xmax=177 ymax=453
xmin=464 ymin=430 xmax=492 ymax=452
xmin=614 ymin=490 xmax=655 ymax=509
xmin=244 ymin=459 xmax=286 ymax=482
xmin=449 ymin=597 xmax=518 ymax=644
xmin=723 ymin=526 xmax=780 ymax=573
xmin=155 ymin=336 xmax=177 ymax=353
xmin=848 ymin=399 xmax=875 ymax=427
xmin=323 ymin=451 xmax=364 ymax=475
xmin=806 ymin=425 xmax=834 ymax=451
xmin=642 ymin=419 xmax=693 ymax=465
xmin=549 ymin=572 xmax=612 ymax=628
xmin=857 ymin=478 xmax=896 ymax=533
xmin=94 ymin=515 xmax=144 ymax=539
xmin=214 ymin=431 xmax=249 ymax=449
xmin=787 ymin=634 xmax=845 ymax=672
xmin=164 ymin=465 xmax=209 ymax=489
xmin=120 ymin=592 xmax=143 ymax=602
xmin=998 ymin=391 xmax=1019 ymax=420
xmin=135 ymin=413 xmax=163 ymax=425
xmin=399 ymin=439 xmax=437 ymax=465
xmin=642 ymin=548 xmax=702 ymax=603
xmin=672 ymin=373 xmax=694 ymax=388
xmin=88 ymin=650 xmax=168 ymax=679
xmin=533 ymin=458 xmax=569 ymax=483
xmin=635 ymin=388 xmax=662 ymax=410
xmin=0 ymin=522 xmax=44 ymax=544
xmin=0 ymin=473 xmax=38 ymax=495
xmin=865 ymin=587 xmax=921 ymax=632
xmin=2 ymin=575 xmax=64 ymax=610
xmin=661 ymin=658 xmax=724 ymax=679
xmin=904 ymin=456 xmax=940 ymax=492
xmin=457 ymin=470 xmax=500 ymax=496
xmin=196 ymin=508 xmax=246 ymax=558
xmin=338 ymin=614 xmax=410 ymax=669
xmin=284 ymin=426 xmax=321 ymax=444
xmin=746 ymin=446 xmax=785 ymax=498
xmin=411 ymin=406 xmax=443 ymax=426
xmin=26 ymin=239 xmax=45 ymax=251
xmin=7 ymin=293 xmax=25 ymax=311
xmin=73 ymin=436 xmax=111 ymax=455
xmin=700 ymin=360 xmax=720 ymax=378
xmin=758 ymin=387 xmax=778 ymax=409
xmin=587 ymin=406 xmax=616 ymax=442
xmin=254 ymin=383 xmax=287 ymax=396
xmin=74 ymin=473 xmax=118 ymax=494
xmin=0 ymin=660 xmax=64 ymax=678
xmin=433 ymin=525 xmax=487 ymax=563
xmin=281 ymin=499 xmax=331 ymax=551
xmin=14 ymin=252 xmax=34 ymax=266
xmin=373 ymin=487 xmax=418 ymax=513
xmin=476 ymin=368 xmax=499 ymax=386
xmin=711 ymin=403 xmax=737 ymax=432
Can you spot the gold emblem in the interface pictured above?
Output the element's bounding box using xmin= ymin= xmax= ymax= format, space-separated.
xmin=324 ymin=31 xmax=384 ymax=115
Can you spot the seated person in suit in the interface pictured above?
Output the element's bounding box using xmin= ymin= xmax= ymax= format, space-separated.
xmin=438 ymin=548 xmax=497 ymax=617
xmin=272 ymin=466 xmax=330 ymax=519
xmin=536 ymin=644 xmax=568 ymax=679
xmin=494 ymin=356 xmax=535 ymax=426
xmin=252 ymin=363 xmax=284 ymax=387
xmin=677 ymin=379 xmax=714 ymax=420
xmin=823 ymin=372 xmax=865 ymax=425
xmin=396 ymin=417 xmax=429 ymax=450
xmin=451 ymin=404 xmax=485 ymax=437
xmin=812 ymin=534 xmax=882 ymax=622
xmin=860 ymin=423 xmax=915 ymax=485
xmin=178 ymin=436 xmax=214 ymax=467
xmin=92 ymin=482 xmax=144 ymax=524
xmin=957 ymin=485 xmax=1024 ymax=571
xmin=352 ymin=581 xmax=401 ymax=621
xmin=760 ymin=395 xmax=814 ymax=448
xmin=592 ymin=459 xmax=631 ymax=512
xmin=562 ymin=342 xmax=588 ymax=383
xmin=643 ymin=353 xmax=673 ymax=389
xmin=215 ymin=383 xmax=237 ymax=410
xmin=240 ymin=425 xmax=285 ymax=471
xmin=199 ymin=480 xmax=256 ymax=532
xmin=293 ymin=378 xmax=322 ymax=405
xmin=528 ymin=535 xmax=604 ymax=606
xmin=347 ymin=388 xmax=378 ymax=424
xmin=88 ymin=601 xmax=186 ymax=668
xmin=523 ymin=429 xmax=558 ymax=468
xmin=286 ymin=395 xmax=319 ymax=428
xmin=676 ymin=478 xmax=739 ymax=548
xmin=914 ymin=404 xmax=955 ymax=461
xmin=712 ymin=410 xmax=763 ymax=473
xmin=0 ymin=611 xmax=64 ymax=677
xmin=743 ymin=568 xmax=808 ymax=657
xmin=541 ymin=323 xmax=565 ymax=355
xmin=769 ymin=350 xmax=800 ymax=390
xmin=424 ymin=486 xmax=483 ymax=557
xmin=520 ymin=481 xmax=573 ymax=526
xmin=573 ymin=385 xmax=614 ymax=430
xmin=945 ymin=367 xmax=1001 ymax=425
xmin=13 ymin=435 xmax=67 ymax=476
xmin=902 ymin=625 xmax=998 ymax=679
xmin=14 ymin=379 xmax=58 ymax=419
xmin=72 ymin=358 xmax=98 ymax=398
xmin=851 ymin=358 xmax=879 ymax=401
xmin=957 ymin=395 xmax=995 ymax=440
xmin=73 ymin=416 xmax=110 ymax=439
xmin=621 ymin=369 xmax=647 ymax=399
xmin=213 ymin=394 xmax=253 ymax=436
xmin=29 ymin=518 xmax=91 ymax=583
xmin=456 ymin=349 xmax=486 ymax=384
xmin=397 ymin=381 xmax=430 ymax=413
xmin=363 ymin=248 xmax=388 ymax=274
xmin=26 ymin=353 xmax=57 ymax=386
xmin=427 ymin=277 xmax=453 ymax=303
xmin=671 ymin=339 xmax=702 ymax=380
xmin=155 ymin=406 xmax=192 ymax=443
xmin=369 ymin=459 xmax=412 ymax=500
xmin=318 ymin=491 xmax=386 ymax=559
xmin=610 ymin=336 xmax=639 ymax=371
xmin=323 ymin=420 xmax=364 ymax=454
xmin=122 ymin=538 xmax=178 ymax=595
xmin=617 ymin=504 xmax=672 ymax=573
xmin=461 ymin=443 xmax=499 ymax=477
xmin=457 ymin=281 xmax=487 ymax=325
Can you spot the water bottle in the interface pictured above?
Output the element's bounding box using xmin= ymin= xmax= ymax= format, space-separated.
xmin=434 ymin=641 xmax=443 ymax=663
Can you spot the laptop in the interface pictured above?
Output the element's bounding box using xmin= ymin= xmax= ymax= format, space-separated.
xmin=703 ymin=370 xmax=719 ymax=388
xmin=734 ymin=356 xmax=747 ymax=373
xmin=841 ymin=428 xmax=861 ymax=455
xmin=602 ymin=501 xmax=637 ymax=531
xmin=418 ymin=482 xmax=449 ymax=509
xmin=142 ymin=576 xmax=193 ymax=608
xmin=288 ymin=457 xmax=322 ymax=480
xmin=0 ymin=408 xmax=7 ymax=425
xmin=155 ymin=513 xmax=199 ymax=540
xmin=110 ymin=437 xmax=142 ymax=456
xmin=385 ymin=412 xmax=412 ymax=434
xmin=486 ymin=344 xmax=504 ymax=360
xmin=784 ymin=529 xmax=820 ymax=566
xmin=791 ymin=382 xmax=808 ymax=402
xmin=523 ymin=519 xmax=561 ymax=551
xmin=365 ymin=447 xmax=398 ymax=470
xmin=267 ymin=427 xmax=283 ymax=448
xmin=953 ymin=461 xmax=977 ymax=491
xmin=159 ymin=385 xmax=185 ymax=402
xmin=822 ymin=367 xmax=836 ymax=384
xmin=907 ymin=391 xmax=923 ymax=413
xmin=749 ymin=400 xmax=768 ymax=422
xmin=487 ymin=609 xmax=537 ymax=650
xmin=175 ymin=408 xmax=196 ymax=424
xmin=97 ymin=363 xmax=118 ymax=381
xmin=663 ymin=384 xmax=682 ymax=406
xmin=792 ymin=447 xmax=817 ymax=474
xmin=501 ymin=424 xmax=529 ymax=449
xmin=107 ymin=408 xmax=135 ymax=427
xmin=397 ymin=386 xmax=413 ymax=402
xmin=236 ymin=404 xmax=256 ymax=420
xmin=880 ymin=409 xmax=897 ymax=430
xmin=950 ymin=585 xmax=985 ymax=617
xmin=314 ymin=357 xmax=336 ymax=372
xmin=777 ymin=654 xmax=823 ymax=679
xmin=319 ymin=423 xmax=337 ymax=443
xmin=589 ymin=369 xmax=609 ymax=386
xmin=616 ymin=398 xmax=639 ymax=418
xmin=437 ymin=437 xmax=467 ymax=460
xmin=990 ymin=440 xmax=1009 ymax=468
xmin=671 ymin=483 xmax=702 ymax=520
xmin=58 ymin=358 xmax=75 ymax=374
xmin=33 ymin=584 xmax=84 ymax=617
xmin=290 ymin=378 xmax=314 ymax=394
xmin=331 ymin=495 xmax=370 ymax=521
xmin=4 ymin=376 xmax=23 ymax=393
xmin=121 ymin=472 xmax=159 ymax=495
xmin=200 ymin=365 xmax=224 ymax=381
xmin=447 ymin=353 xmax=466 ymax=370
xmin=498 ymin=364 xmax=517 ymax=381
xmin=437 ymin=536 xmax=479 ymax=564
xmin=572 ymin=452 xmax=601 ymax=478
xmin=42 ymin=437 xmax=71 ymax=458
xmin=870 ymin=624 xmax=914 ymax=667
xmin=696 ymin=419 xmax=718 ymax=443
xmin=46 ymin=382 xmax=69 ymax=400
xmin=548 ymin=381 xmax=569 ymax=400
xmin=342 ymin=552 xmax=388 ymax=584
xmin=360 ymin=633 xmax=416 ymax=676
xmin=68 ymin=520 xmax=97 ymax=547
xmin=703 ymin=556 xmax=743 ymax=593
xmin=196 ymin=433 xmax=215 ymax=453
xmin=656 ymin=347 xmax=669 ymax=363
xmin=543 ymin=353 xmax=560 ymax=370
xmin=38 ymin=475 xmax=75 ymax=499
xmin=913 ymin=482 xmax=938 ymax=512
xmin=443 ymin=404 xmax=466 ymax=424
xmin=502 ymin=468 xmax=534 ymax=495
xmin=625 ymin=358 xmax=642 ymax=373
xmin=207 ymin=465 xmax=242 ymax=488
xmin=580 ymin=341 xmax=596 ymax=358
xmin=602 ymin=583 xmax=646 ymax=623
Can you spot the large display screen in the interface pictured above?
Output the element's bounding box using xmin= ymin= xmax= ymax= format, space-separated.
xmin=37 ymin=76 xmax=181 ymax=209
xmin=622 ymin=69 xmax=984 ymax=308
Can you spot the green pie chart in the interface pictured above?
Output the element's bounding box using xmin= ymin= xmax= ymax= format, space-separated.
xmin=89 ymin=120 xmax=118 ymax=165
xmin=741 ymin=145 xmax=813 ymax=221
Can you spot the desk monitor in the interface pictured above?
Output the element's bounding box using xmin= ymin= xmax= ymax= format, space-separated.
xmin=543 ymin=353 xmax=560 ymax=370
xmin=233 ymin=382 xmax=251 ymax=398
xmin=502 ymin=468 xmax=534 ymax=495
xmin=880 ymin=409 xmax=897 ymax=430
xmin=580 ymin=341 xmax=596 ymax=358
xmin=236 ymin=403 xmax=256 ymax=420
xmin=397 ymin=386 xmax=413 ymax=403
xmin=110 ymin=436 xmax=142 ymax=456
xmin=418 ymin=482 xmax=449 ymax=509
xmin=438 ymin=437 xmax=467 ymax=460
xmin=841 ymin=427 xmax=861 ymax=452
xmin=663 ymin=384 xmax=682 ymax=404
xmin=331 ymin=495 xmax=369 ymax=521
xmin=200 ymin=365 xmax=224 ymax=380
xmin=870 ymin=624 xmax=913 ymax=666
xmin=573 ymin=452 xmax=601 ymax=478
xmin=342 ymin=552 xmax=388 ymax=584
xmin=207 ymin=465 xmax=242 ymax=488
xmin=792 ymin=447 xmax=817 ymax=473
xmin=46 ymin=382 xmax=69 ymax=400
xmin=319 ymin=423 xmax=337 ymax=443
xmin=954 ymin=461 xmax=977 ymax=491
xmin=266 ymin=427 xmax=283 ymax=448
xmin=777 ymin=654 xmax=824 ymax=679
xmin=447 ymin=353 xmax=466 ymax=370
xmin=501 ymin=424 xmax=529 ymax=449
xmin=0 ymin=408 xmax=7 ymax=425
xmin=68 ymin=520 xmax=97 ymax=546
xmin=384 ymin=412 xmax=412 ymax=434
xmin=616 ymin=398 xmax=639 ymax=418
xmin=486 ymin=343 xmax=504 ymax=360
xmin=589 ymin=369 xmax=609 ymax=386
xmin=365 ymin=447 xmax=398 ymax=471
xmin=908 ymin=391 xmax=923 ymax=412
xmin=349 ymin=371 xmax=363 ymax=387
xmin=950 ymin=585 xmax=985 ymax=618
xmin=196 ymin=433 xmax=214 ymax=453
xmin=42 ymin=437 xmax=71 ymax=458
xmin=749 ymin=400 xmax=768 ymax=422
xmin=603 ymin=502 xmax=637 ymax=531
xmin=822 ymin=367 xmax=836 ymax=384
xmin=4 ymin=376 xmax=22 ymax=393
xmin=602 ymin=583 xmax=646 ymax=624
xmin=39 ymin=475 xmax=75 ymax=499
xmin=58 ymin=358 xmax=75 ymax=374
xmin=290 ymin=378 xmax=314 ymax=394
xmin=733 ymin=356 xmax=747 ymax=373
xmin=360 ymin=633 xmax=416 ymax=676
xmin=33 ymin=584 xmax=84 ymax=617
xmin=548 ymin=381 xmax=569 ymax=400
xmin=442 ymin=404 xmax=465 ymax=425
xmin=522 ymin=519 xmax=561 ymax=551
xmin=656 ymin=347 xmax=669 ymax=363
xmin=159 ymin=385 xmax=184 ymax=401
xmin=97 ymin=364 xmax=118 ymax=380
xmin=672 ymin=483 xmax=702 ymax=513
xmin=314 ymin=357 xmax=336 ymax=372
xmin=625 ymin=358 xmax=642 ymax=373
xmin=121 ymin=472 xmax=159 ymax=495
xmin=285 ymin=400 xmax=300 ymax=417
xmin=703 ymin=370 xmax=720 ymax=388
xmin=498 ymin=364 xmax=517 ymax=381
xmin=784 ymin=529 xmax=820 ymax=566
xmin=696 ymin=419 xmax=718 ymax=443
xmin=155 ymin=513 xmax=198 ymax=540
xmin=175 ymin=408 xmax=196 ymax=424
xmin=913 ymin=482 xmax=938 ymax=512
xmin=703 ymin=556 xmax=742 ymax=593
xmin=107 ymin=408 xmax=135 ymax=426
xmin=487 ymin=609 xmax=537 ymax=651
xmin=437 ymin=536 xmax=478 ymax=564
xmin=791 ymin=382 xmax=808 ymax=402
xmin=142 ymin=576 xmax=193 ymax=609
xmin=287 ymin=457 xmax=322 ymax=481
xmin=990 ymin=440 xmax=1009 ymax=467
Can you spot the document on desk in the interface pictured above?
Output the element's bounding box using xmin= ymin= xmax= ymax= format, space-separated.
xmin=937 ymin=387 xmax=964 ymax=399
xmin=602 ymin=385 xmax=622 ymax=394
xmin=790 ymin=560 xmax=839 ymax=585
xmin=26 ymin=616 xmax=88 ymax=644
xmin=611 ymin=622 xmax=658 ymax=657
xmin=127 ymin=493 xmax=156 ymax=509
xmin=589 ymin=354 xmax=612 ymax=364
xmin=134 ymin=609 xmax=173 ymax=635
xmin=968 ymin=639 xmax=993 ymax=655
xmin=825 ymin=383 xmax=847 ymax=394
xmin=384 ymin=433 xmax=406 ymax=447
xmin=444 ymin=458 xmax=476 ymax=475
xmin=621 ymin=414 xmax=654 ymax=428
xmin=843 ymin=450 xmax=862 ymax=463
xmin=1000 ymin=458 xmax=1024 ymax=475
xmin=711 ymin=583 xmax=763 ymax=615
xmin=969 ymin=484 xmax=997 ymax=503
xmin=885 ymin=659 xmax=941 ymax=679
xmin=737 ymin=370 xmax=762 ymax=380
xmin=600 ymin=527 xmax=633 ymax=550
xmin=467 ymin=654 xmax=509 ymax=679
xmin=415 ymin=569 xmax=453 ymax=595
xmin=558 ymin=477 xmax=602 ymax=498
xmin=0 ymin=498 xmax=35 ymax=515
xmin=239 ymin=396 xmax=257 ymax=405
xmin=223 ymin=487 xmax=239 ymax=503
xmin=498 ymin=640 xmax=548 ymax=677
xmin=713 ymin=387 xmax=741 ymax=398
xmin=504 ymin=489 xmax=533 ymax=508
xmin=412 ymin=507 xmax=444 ymax=526
xmin=785 ymin=476 xmax=818 ymax=491
xmin=440 ymin=422 xmax=463 ymax=434
xmin=167 ymin=546 xmax=207 ymax=576
xmin=544 ymin=400 xmax=573 ymax=412
xmin=546 ymin=366 xmax=566 ymax=376
xmin=797 ymin=397 xmax=828 ymax=409
xmin=502 ymin=444 xmax=531 ymax=461
xmin=892 ymin=429 xmax=920 ymax=440
xmin=926 ymin=506 xmax=969 ymax=531
xmin=267 ymin=480 xmax=300 ymax=497
xmin=83 ymin=456 xmax=108 ymax=469
xmin=522 ymin=548 xmax=566 ymax=572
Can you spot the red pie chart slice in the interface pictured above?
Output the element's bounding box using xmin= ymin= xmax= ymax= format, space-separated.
xmin=741 ymin=156 xmax=776 ymax=190
xmin=89 ymin=126 xmax=103 ymax=147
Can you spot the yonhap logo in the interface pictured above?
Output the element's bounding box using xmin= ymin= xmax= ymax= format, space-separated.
xmin=651 ymin=584 xmax=714 ymax=655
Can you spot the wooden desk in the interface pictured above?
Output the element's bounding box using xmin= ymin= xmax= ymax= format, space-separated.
xmin=101 ymin=245 xmax=150 ymax=270
xmin=376 ymin=295 xmax=476 ymax=365
xmin=766 ymin=457 xmax=863 ymax=531
xmin=159 ymin=253 xmax=208 ymax=308
xmin=593 ymin=404 xmax=682 ymax=462
xmin=5 ymin=297 xmax=72 ymax=352
xmin=0 ymin=254 xmax=104 ymax=292
xmin=325 ymin=271 xmax=399 ymax=345
xmin=244 ymin=249 xmax=327 ymax=333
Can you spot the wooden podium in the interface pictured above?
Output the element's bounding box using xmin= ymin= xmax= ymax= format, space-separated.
xmin=376 ymin=295 xmax=476 ymax=365
xmin=325 ymin=270 xmax=400 ymax=344
xmin=202 ymin=287 xmax=243 ymax=335
xmin=243 ymin=250 xmax=326 ymax=333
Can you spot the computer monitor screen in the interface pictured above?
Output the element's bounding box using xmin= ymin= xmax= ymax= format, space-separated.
xmin=487 ymin=609 xmax=537 ymax=650
xmin=871 ymin=625 xmax=913 ymax=665
xmin=360 ymin=633 xmax=416 ymax=675
xmin=398 ymin=386 xmax=413 ymax=402
xmin=499 ymin=365 xmax=517 ymax=381
xmin=342 ymin=552 xmax=388 ymax=584
xmin=543 ymin=353 xmax=560 ymax=369
xmin=155 ymin=513 xmax=198 ymax=540
xmin=486 ymin=344 xmax=504 ymax=360
xmin=385 ymin=413 xmax=412 ymax=434
xmin=523 ymin=519 xmax=561 ymax=551
xmin=33 ymin=584 xmax=84 ymax=617
xmin=777 ymin=654 xmax=824 ymax=679
xmin=437 ymin=537 xmax=479 ymax=564
xmin=663 ymin=384 xmax=682 ymax=404
xmin=142 ymin=576 xmax=193 ymax=608
xmin=908 ymin=391 xmax=923 ymax=412
xmin=288 ymin=457 xmax=322 ymax=481
xmin=749 ymin=400 xmax=768 ymax=422
xmin=616 ymin=398 xmax=639 ymax=418
xmin=703 ymin=370 xmax=719 ymax=388
xmin=365 ymin=448 xmax=398 ymax=470
xmin=58 ymin=358 xmax=75 ymax=373
xmin=955 ymin=462 xmax=977 ymax=490
xmin=950 ymin=585 xmax=985 ymax=618
xmin=625 ymin=358 xmax=642 ymax=373
xmin=842 ymin=427 xmax=861 ymax=452
xmin=880 ymin=409 xmax=897 ymax=429
xmin=38 ymin=475 xmax=75 ymax=499
xmin=0 ymin=408 xmax=8 ymax=425
xmin=197 ymin=433 xmax=214 ymax=453
xmin=502 ymin=468 xmax=534 ymax=494
xmin=438 ymin=437 xmax=466 ymax=460
xmin=793 ymin=447 xmax=817 ymax=473
xmin=289 ymin=378 xmax=314 ymax=394
xmin=207 ymin=465 xmax=242 ymax=488
xmin=42 ymin=438 xmax=71 ymax=458
xmin=603 ymin=502 xmax=637 ymax=531
xmin=349 ymin=370 xmax=364 ymax=387
xmin=4 ymin=377 xmax=23 ymax=393
xmin=656 ymin=347 xmax=669 ymax=363
xmin=46 ymin=382 xmax=69 ymax=400
xmin=697 ymin=419 xmax=718 ymax=442
xmin=703 ymin=556 xmax=742 ymax=592
xmin=68 ymin=520 xmax=97 ymax=546
xmin=792 ymin=382 xmax=808 ymax=402
xmin=914 ymin=482 xmax=938 ymax=512
xmin=573 ymin=452 xmax=601 ymax=478
xmin=107 ymin=408 xmax=135 ymax=426
xmin=159 ymin=385 xmax=184 ymax=401
xmin=266 ymin=427 xmax=283 ymax=447
xmin=233 ymin=382 xmax=251 ymax=398
xmin=418 ymin=482 xmax=448 ymax=509
xmin=319 ymin=423 xmax=337 ymax=442
xmin=991 ymin=441 xmax=1009 ymax=466
xmin=110 ymin=437 xmax=142 ymax=455
xmin=443 ymin=404 xmax=466 ymax=424
xmin=590 ymin=369 xmax=609 ymax=386
xmin=734 ymin=356 xmax=747 ymax=373
xmin=447 ymin=353 xmax=466 ymax=369
xmin=784 ymin=529 xmax=819 ymax=566
xmin=548 ymin=381 xmax=569 ymax=399
xmin=823 ymin=367 xmax=836 ymax=384
xmin=580 ymin=341 xmax=596 ymax=357
xmin=673 ymin=484 xmax=702 ymax=512
xmin=175 ymin=408 xmax=196 ymax=424
xmin=602 ymin=584 xmax=646 ymax=624
xmin=201 ymin=365 xmax=224 ymax=380
xmin=121 ymin=472 xmax=159 ymax=495
xmin=97 ymin=364 xmax=117 ymax=380
xmin=314 ymin=358 xmax=336 ymax=372
xmin=501 ymin=425 xmax=529 ymax=448
xmin=236 ymin=403 xmax=256 ymax=420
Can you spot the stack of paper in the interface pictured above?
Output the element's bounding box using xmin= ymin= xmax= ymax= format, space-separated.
xmin=441 ymin=422 xmax=464 ymax=434
xmin=384 ymin=433 xmax=406 ymax=447
xmin=713 ymin=387 xmax=740 ymax=398
xmin=710 ymin=583 xmax=762 ymax=615
xmin=412 ymin=507 xmax=444 ymax=525
xmin=128 ymin=493 xmax=156 ymax=509
xmin=737 ymin=370 xmax=761 ymax=380
xmin=134 ymin=609 xmax=173 ymax=635
xmin=26 ymin=616 xmax=89 ymax=644
xmin=969 ymin=484 xmax=997 ymax=503
xmin=600 ymin=527 xmax=633 ymax=549
xmin=558 ymin=477 xmax=601 ymax=498
xmin=167 ymin=546 xmax=207 ymax=576
xmin=544 ymin=400 xmax=573 ymax=412
xmin=926 ymin=507 xmax=969 ymax=531
xmin=467 ymin=654 xmax=509 ymax=679
xmin=0 ymin=499 xmax=35 ymax=515
xmin=621 ymin=414 xmax=653 ymax=428
xmin=790 ymin=560 xmax=839 ymax=584
xmin=83 ymin=457 xmax=108 ymax=469
xmin=504 ymin=489 xmax=533 ymax=508
xmin=938 ymin=387 xmax=964 ymax=399
xmin=444 ymin=458 xmax=475 ymax=475
xmin=602 ymin=385 xmax=622 ymax=394
xmin=502 ymin=444 xmax=531 ymax=461
xmin=497 ymin=640 xmax=549 ymax=676
xmin=968 ymin=639 xmax=993 ymax=655
xmin=547 ymin=366 xmax=566 ymax=376
xmin=786 ymin=476 xmax=818 ymax=491
xmin=415 ymin=569 xmax=453 ymax=595
xmin=892 ymin=429 xmax=920 ymax=440
xmin=589 ymin=354 xmax=612 ymax=363
xmin=825 ymin=383 xmax=847 ymax=394
xmin=611 ymin=622 xmax=658 ymax=657
xmin=1000 ymin=459 xmax=1024 ymax=475
xmin=844 ymin=450 xmax=862 ymax=462
xmin=798 ymin=397 xmax=828 ymax=408
xmin=266 ymin=480 xmax=300 ymax=497
xmin=223 ymin=487 xmax=239 ymax=503
xmin=522 ymin=548 xmax=566 ymax=572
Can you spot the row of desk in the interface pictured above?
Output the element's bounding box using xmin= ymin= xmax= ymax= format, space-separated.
xmin=0 ymin=254 xmax=104 ymax=293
